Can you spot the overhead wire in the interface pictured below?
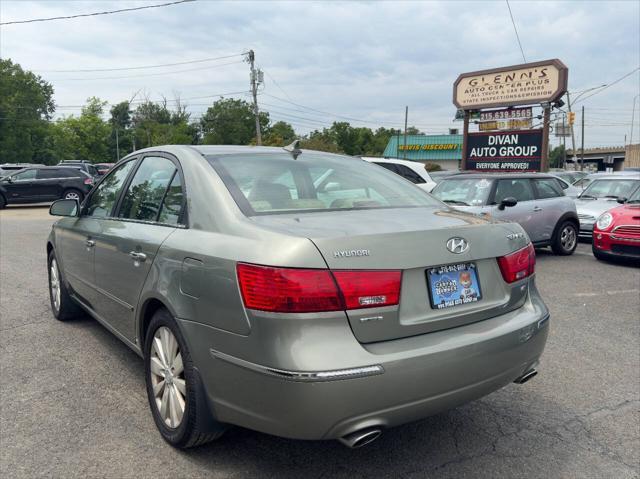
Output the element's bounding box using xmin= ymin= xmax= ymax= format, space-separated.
xmin=505 ymin=0 xmax=527 ymax=63
xmin=0 ymin=0 xmax=195 ymax=26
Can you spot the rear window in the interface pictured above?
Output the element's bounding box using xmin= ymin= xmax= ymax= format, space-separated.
xmin=431 ymin=178 xmax=493 ymax=206
xmin=208 ymin=153 xmax=439 ymax=216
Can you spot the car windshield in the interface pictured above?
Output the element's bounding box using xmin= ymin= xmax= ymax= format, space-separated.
xmin=625 ymin=186 xmax=640 ymax=203
xmin=208 ymin=153 xmax=440 ymax=216
xmin=579 ymin=179 xmax=639 ymax=199
xmin=431 ymin=178 xmax=493 ymax=206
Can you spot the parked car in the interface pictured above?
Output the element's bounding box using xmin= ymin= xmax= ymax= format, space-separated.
xmin=575 ymin=175 xmax=640 ymax=240
xmin=361 ymin=157 xmax=437 ymax=192
xmin=95 ymin=163 xmax=115 ymax=175
xmin=57 ymin=160 xmax=100 ymax=177
xmin=429 ymin=170 xmax=461 ymax=183
xmin=573 ymin=171 xmax=639 ymax=190
xmin=549 ymin=170 xmax=587 ymax=185
xmin=47 ymin=145 xmax=549 ymax=449
xmin=549 ymin=174 xmax=582 ymax=198
xmin=592 ymin=187 xmax=640 ymax=261
xmin=431 ymin=173 xmax=579 ymax=255
xmin=0 ymin=166 xmax=94 ymax=208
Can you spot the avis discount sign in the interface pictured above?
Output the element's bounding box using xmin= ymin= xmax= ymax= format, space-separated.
xmin=465 ymin=129 xmax=543 ymax=171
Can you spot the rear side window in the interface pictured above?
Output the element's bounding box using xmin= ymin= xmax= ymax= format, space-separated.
xmin=395 ymin=165 xmax=426 ymax=184
xmin=37 ymin=169 xmax=61 ymax=179
xmin=157 ymin=172 xmax=184 ymax=225
xmin=118 ymin=156 xmax=178 ymax=222
xmin=86 ymin=160 xmax=136 ymax=217
xmin=59 ymin=168 xmax=83 ymax=178
xmin=533 ymin=179 xmax=563 ymax=199
xmin=375 ymin=162 xmax=399 ymax=174
xmin=494 ymin=179 xmax=534 ymax=203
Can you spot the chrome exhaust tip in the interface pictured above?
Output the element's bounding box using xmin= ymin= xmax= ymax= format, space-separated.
xmin=514 ymin=368 xmax=538 ymax=384
xmin=339 ymin=428 xmax=382 ymax=448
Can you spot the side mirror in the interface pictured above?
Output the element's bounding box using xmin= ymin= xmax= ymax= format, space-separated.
xmin=50 ymin=199 xmax=79 ymax=217
xmin=617 ymin=196 xmax=627 ymax=204
xmin=5 ymin=176 xmax=13 ymax=183
xmin=498 ymin=197 xmax=518 ymax=210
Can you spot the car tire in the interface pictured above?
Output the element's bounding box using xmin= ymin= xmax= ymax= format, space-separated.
xmin=144 ymin=308 xmax=225 ymax=449
xmin=47 ymin=250 xmax=83 ymax=321
xmin=551 ymin=221 xmax=578 ymax=255
xmin=62 ymin=189 xmax=83 ymax=202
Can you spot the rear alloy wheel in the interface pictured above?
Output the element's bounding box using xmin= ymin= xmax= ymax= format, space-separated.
xmin=47 ymin=251 xmax=82 ymax=320
xmin=552 ymin=221 xmax=578 ymax=255
xmin=144 ymin=309 xmax=225 ymax=448
xmin=63 ymin=189 xmax=83 ymax=202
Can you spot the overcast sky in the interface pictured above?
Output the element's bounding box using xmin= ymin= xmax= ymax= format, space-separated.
xmin=1 ymin=0 xmax=639 ymax=148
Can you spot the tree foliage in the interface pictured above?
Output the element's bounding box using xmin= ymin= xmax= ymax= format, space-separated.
xmin=0 ymin=59 xmax=55 ymax=163
xmin=200 ymin=98 xmax=269 ymax=145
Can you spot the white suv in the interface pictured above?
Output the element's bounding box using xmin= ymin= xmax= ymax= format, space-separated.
xmin=361 ymin=157 xmax=437 ymax=192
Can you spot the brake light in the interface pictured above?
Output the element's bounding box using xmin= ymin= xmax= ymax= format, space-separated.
xmin=83 ymin=178 xmax=93 ymax=185
xmin=497 ymin=243 xmax=535 ymax=283
xmin=236 ymin=263 xmax=402 ymax=313
xmin=332 ymin=270 xmax=401 ymax=309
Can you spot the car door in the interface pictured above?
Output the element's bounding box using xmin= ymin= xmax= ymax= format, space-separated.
xmin=489 ymin=178 xmax=539 ymax=241
xmin=92 ymin=155 xmax=184 ymax=341
xmin=35 ymin=168 xmax=64 ymax=200
xmin=4 ymin=168 xmax=37 ymax=201
xmin=56 ymin=159 xmax=138 ymax=308
xmin=531 ymin=178 xmax=566 ymax=242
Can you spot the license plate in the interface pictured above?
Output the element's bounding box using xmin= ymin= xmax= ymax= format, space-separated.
xmin=426 ymin=262 xmax=482 ymax=310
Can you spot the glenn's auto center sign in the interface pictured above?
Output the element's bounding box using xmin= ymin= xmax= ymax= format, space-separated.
xmin=465 ymin=130 xmax=543 ymax=171
xmin=453 ymin=59 xmax=568 ymax=110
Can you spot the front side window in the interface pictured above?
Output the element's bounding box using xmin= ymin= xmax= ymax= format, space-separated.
xmin=209 ymin=153 xmax=439 ymax=215
xmin=86 ymin=160 xmax=136 ymax=217
xmin=118 ymin=156 xmax=177 ymax=222
xmin=12 ymin=169 xmax=36 ymax=181
xmin=494 ymin=179 xmax=534 ymax=203
xmin=533 ymin=179 xmax=563 ymax=199
xmin=432 ymin=178 xmax=493 ymax=206
xmin=37 ymin=169 xmax=61 ymax=179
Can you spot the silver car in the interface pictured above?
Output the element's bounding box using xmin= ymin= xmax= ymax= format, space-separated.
xmin=47 ymin=146 xmax=549 ymax=449
xmin=431 ymin=173 xmax=579 ymax=255
xmin=574 ymin=175 xmax=640 ymax=239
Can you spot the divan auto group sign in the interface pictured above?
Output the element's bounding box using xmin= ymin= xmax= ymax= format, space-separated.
xmin=465 ymin=130 xmax=543 ymax=171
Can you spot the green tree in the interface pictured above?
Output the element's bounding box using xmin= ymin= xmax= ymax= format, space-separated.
xmin=199 ymin=98 xmax=269 ymax=145
xmin=262 ymin=121 xmax=296 ymax=146
xmin=549 ymin=145 xmax=566 ymax=169
xmin=45 ymin=97 xmax=111 ymax=163
xmin=0 ymin=59 xmax=55 ymax=163
xmin=132 ymin=99 xmax=197 ymax=148
xmin=109 ymin=101 xmax=133 ymax=160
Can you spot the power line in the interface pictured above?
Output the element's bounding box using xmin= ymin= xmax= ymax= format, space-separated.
xmin=505 ymin=0 xmax=526 ymax=63
xmin=34 ymin=52 xmax=247 ymax=73
xmin=0 ymin=0 xmax=195 ymax=26
xmin=574 ymin=67 xmax=640 ymax=104
xmin=50 ymin=60 xmax=245 ymax=81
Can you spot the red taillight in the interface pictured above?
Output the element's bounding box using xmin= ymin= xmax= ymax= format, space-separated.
xmin=83 ymin=178 xmax=93 ymax=185
xmin=332 ymin=270 xmax=401 ymax=309
xmin=497 ymin=243 xmax=535 ymax=283
xmin=236 ymin=263 xmax=343 ymax=313
xmin=236 ymin=263 xmax=402 ymax=313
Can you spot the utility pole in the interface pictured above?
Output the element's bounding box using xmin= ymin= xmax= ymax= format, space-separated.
xmin=403 ymin=106 xmax=408 ymax=160
xmin=247 ymin=50 xmax=263 ymax=145
xmin=115 ymin=127 xmax=120 ymax=162
xmin=580 ymin=105 xmax=585 ymax=171
xmin=631 ymin=94 xmax=639 ymax=145
xmin=562 ymin=114 xmax=566 ymax=168
xmin=566 ymin=91 xmax=578 ymax=168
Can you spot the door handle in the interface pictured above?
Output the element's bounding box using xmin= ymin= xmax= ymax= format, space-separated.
xmin=85 ymin=239 xmax=96 ymax=248
xmin=533 ymin=206 xmax=543 ymax=212
xmin=129 ymin=251 xmax=147 ymax=262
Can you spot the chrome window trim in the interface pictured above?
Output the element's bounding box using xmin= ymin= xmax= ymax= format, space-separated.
xmin=209 ymin=349 xmax=384 ymax=382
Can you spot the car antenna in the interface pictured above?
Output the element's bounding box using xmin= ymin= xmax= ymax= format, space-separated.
xmin=283 ymin=139 xmax=302 ymax=160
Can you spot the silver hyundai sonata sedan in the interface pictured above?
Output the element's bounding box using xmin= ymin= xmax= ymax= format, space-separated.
xmin=47 ymin=145 xmax=549 ymax=449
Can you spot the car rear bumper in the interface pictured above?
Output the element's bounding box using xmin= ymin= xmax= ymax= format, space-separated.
xmin=179 ymin=281 xmax=549 ymax=440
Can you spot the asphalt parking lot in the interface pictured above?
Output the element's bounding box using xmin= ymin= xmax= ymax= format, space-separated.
xmin=0 ymin=205 xmax=638 ymax=479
